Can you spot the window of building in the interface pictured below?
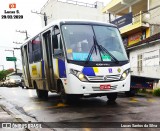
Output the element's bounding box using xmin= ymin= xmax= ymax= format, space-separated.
xmin=137 ymin=54 xmax=143 ymax=72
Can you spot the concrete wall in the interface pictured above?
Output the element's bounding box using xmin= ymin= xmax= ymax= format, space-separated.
xmin=145 ymin=0 xmax=160 ymax=35
xmin=129 ymin=41 xmax=160 ymax=79
xmin=41 ymin=0 xmax=108 ymax=26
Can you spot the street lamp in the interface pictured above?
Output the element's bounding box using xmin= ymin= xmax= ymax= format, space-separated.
xmin=0 ymin=65 xmax=4 ymax=70
xmin=5 ymin=49 xmax=17 ymax=74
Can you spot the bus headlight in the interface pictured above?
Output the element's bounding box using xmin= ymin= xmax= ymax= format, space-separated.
xmin=120 ymin=69 xmax=130 ymax=80
xmin=70 ymin=69 xmax=88 ymax=82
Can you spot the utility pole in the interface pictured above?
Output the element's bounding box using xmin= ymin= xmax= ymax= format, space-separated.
xmin=16 ymin=30 xmax=29 ymax=40
xmin=0 ymin=65 xmax=4 ymax=70
xmin=31 ymin=10 xmax=48 ymax=26
xmin=5 ymin=49 xmax=17 ymax=74
xmin=109 ymin=13 xmax=111 ymax=23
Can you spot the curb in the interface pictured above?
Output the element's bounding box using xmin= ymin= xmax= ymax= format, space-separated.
xmin=0 ymin=105 xmax=38 ymax=131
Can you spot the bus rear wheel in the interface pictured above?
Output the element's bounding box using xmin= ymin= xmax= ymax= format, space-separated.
xmin=107 ymin=93 xmax=117 ymax=101
xmin=36 ymin=89 xmax=48 ymax=99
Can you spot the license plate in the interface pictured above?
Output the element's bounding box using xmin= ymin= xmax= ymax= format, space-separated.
xmin=100 ymin=84 xmax=111 ymax=90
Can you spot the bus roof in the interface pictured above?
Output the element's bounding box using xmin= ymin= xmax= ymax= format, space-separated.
xmin=21 ymin=19 xmax=116 ymax=46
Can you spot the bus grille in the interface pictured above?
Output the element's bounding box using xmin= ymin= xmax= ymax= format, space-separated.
xmin=86 ymin=74 xmax=121 ymax=82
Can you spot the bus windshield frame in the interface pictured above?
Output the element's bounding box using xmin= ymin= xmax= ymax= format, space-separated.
xmin=61 ymin=24 xmax=128 ymax=65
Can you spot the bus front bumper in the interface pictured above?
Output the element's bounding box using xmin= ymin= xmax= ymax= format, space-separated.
xmin=64 ymin=74 xmax=130 ymax=95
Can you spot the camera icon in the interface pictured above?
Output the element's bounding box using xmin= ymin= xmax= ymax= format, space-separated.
xmin=9 ymin=3 xmax=16 ymax=9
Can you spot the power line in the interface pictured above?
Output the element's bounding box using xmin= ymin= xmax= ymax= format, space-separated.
xmin=16 ymin=30 xmax=29 ymax=40
xmin=14 ymin=48 xmax=20 ymax=50
xmin=13 ymin=41 xmax=23 ymax=44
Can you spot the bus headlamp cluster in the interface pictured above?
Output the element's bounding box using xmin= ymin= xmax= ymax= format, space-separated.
xmin=70 ymin=69 xmax=88 ymax=82
xmin=120 ymin=69 xmax=130 ymax=80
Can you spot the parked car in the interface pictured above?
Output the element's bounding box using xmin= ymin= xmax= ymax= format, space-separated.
xmin=5 ymin=75 xmax=23 ymax=87
xmin=0 ymin=81 xmax=4 ymax=87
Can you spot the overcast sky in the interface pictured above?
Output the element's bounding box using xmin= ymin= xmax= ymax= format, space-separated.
xmin=0 ymin=0 xmax=111 ymax=70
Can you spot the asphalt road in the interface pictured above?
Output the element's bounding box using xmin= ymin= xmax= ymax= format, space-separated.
xmin=0 ymin=86 xmax=160 ymax=130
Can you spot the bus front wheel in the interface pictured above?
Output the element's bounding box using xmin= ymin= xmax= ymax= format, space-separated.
xmin=59 ymin=82 xmax=76 ymax=104
xmin=107 ymin=93 xmax=117 ymax=101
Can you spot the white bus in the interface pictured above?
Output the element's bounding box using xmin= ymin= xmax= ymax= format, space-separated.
xmin=21 ymin=20 xmax=130 ymax=103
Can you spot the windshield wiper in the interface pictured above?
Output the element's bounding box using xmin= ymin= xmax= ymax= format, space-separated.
xmin=85 ymin=36 xmax=119 ymax=64
xmin=85 ymin=36 xmax=98 ymax=64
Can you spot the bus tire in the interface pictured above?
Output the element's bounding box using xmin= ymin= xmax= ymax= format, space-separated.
xmin=59 ymin=82 xmax=73 ymax=104
xmin=36 ymin=89 xmax=48 ymax=99
xmin=34 ymin=82 xmax=48 ymax=99
xmin=107 ymin=93 xmax=117 ymax=101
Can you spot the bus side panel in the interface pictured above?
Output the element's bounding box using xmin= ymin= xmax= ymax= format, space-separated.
xmin=52 ymin=58 xmax=67 ymax=91
xmin=29 ymin=61 xmax=49 ymax=91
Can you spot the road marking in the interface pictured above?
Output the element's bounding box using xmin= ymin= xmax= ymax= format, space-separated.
xmin=83 ymin=128 xmax=91 ymax=131
xmin=147 ymin=98 xmax=156 ymax=103
xmin=24 ymin=103 xmax=68 ymax=111
xmin=129 ymin=97 xmax=138 ymax=102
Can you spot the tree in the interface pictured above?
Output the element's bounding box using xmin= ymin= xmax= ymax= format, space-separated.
xmin=0 ymin=68 xmax=14 ymax=81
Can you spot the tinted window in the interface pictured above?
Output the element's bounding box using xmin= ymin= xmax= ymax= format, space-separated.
xmin=32 ymin=36 xmax=43 ymax=62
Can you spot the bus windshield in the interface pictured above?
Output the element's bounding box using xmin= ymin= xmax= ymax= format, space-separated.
xmin=61 ymin=24 xmax=128 ymax=62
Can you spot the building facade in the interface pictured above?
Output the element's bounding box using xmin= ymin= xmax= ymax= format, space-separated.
xmin=41 ymin=0 xmax=108 ymax=26
xmin=103 ymin=0 xmax=160 ymax=87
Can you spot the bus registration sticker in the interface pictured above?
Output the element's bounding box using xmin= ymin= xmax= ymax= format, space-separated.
xmin=102 ymin=54 xmax=111 ymax=61
xmin=100 ymin=84 xmax=110 ymax=90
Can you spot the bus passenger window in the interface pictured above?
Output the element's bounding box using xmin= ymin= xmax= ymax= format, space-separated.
xmin=32 ymin=36 xmax=43 ymax=62
xmin=52 ymin=35 xmax=58 ymax=49
xmin=52 ymin=28 xmax=64 ymax=56
xmin=28 ymin=41 xmax=33 ymax=63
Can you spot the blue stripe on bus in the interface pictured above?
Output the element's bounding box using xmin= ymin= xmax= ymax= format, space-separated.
xmin=58 ymin=59 xmax=66 ymax=78
xmin=82 ymin=67 xmax=95 ymax=76
xmin=41 ymin=60 xmax=45 ymax=78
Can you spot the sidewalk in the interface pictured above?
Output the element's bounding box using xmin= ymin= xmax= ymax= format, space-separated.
xmin=0 ymin=96 xmax=52 ymax=131
xmin=0 ymin=105 xmax=18 ymax=122
xmin=0 ymin=94 xmax=25 ymax=130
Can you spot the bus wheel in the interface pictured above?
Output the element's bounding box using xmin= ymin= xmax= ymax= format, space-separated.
xmin=59 ymin=82 xmax=73 ymax=104
xmin=36 ymin=89 xmax=48 ymax=99
xmin=107 ymin=93 xmax=117 ymax=101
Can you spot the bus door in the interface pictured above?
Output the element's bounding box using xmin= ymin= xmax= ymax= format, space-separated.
xmin=43 ymin=31 xmax=55 ymax=91
xmin=22 ymin=44 xmax=32 ymax=87
xmin=52 ymin=26 xmax=65 ymax=91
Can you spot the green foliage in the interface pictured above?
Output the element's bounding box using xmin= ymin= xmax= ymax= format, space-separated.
xmin=0 ymin=68 xmax=14 ymax=81
xmin=137 ymin=89 xmax=147 ymax=93
xmin=137 ymin=89 xmax=153 ymax=94
xmin=153 ymin=88 xmax=160 ymax=96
